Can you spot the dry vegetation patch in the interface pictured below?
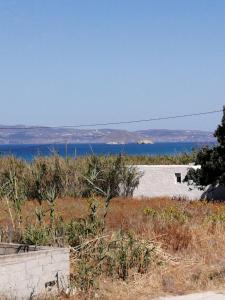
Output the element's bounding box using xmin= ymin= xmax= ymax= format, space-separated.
xmin=1 ymin=197 xmax=225 ymax=299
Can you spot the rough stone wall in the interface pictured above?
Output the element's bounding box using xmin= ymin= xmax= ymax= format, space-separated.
xmin=0 ymin=244 xmax=70 ymax=300
xmin=133 ymin=165 xmax=202 ymax=199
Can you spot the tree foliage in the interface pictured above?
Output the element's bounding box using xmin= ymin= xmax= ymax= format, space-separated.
xmin=185 ymin=106 xmax=225 ymax=187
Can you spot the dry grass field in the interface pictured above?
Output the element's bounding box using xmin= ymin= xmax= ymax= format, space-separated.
xmin=1 ymin=196 xmax=225 ymax=299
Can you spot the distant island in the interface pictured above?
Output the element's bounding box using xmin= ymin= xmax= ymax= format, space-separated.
xmin=137 ymin=139 xmax=154 ymax=145
xmin=0 ymin=126 xmax=216 ymax=144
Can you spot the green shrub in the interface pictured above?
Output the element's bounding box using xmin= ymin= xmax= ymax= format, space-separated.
xmin=162 ymin=207 xmax=188 ymax=224
xmin=206 ymin=210 xmax=225 ymax=224
xmin=67 ymin=216 xmax=104 ymax=248
xmin=29 ymin=156 xmax=67 ymax=200
xmin=143 ymin=207 xmax=158 ymax=218
xmin=22 ymin=224 xmax=52 ymax=246
xmin=0 ymin=156 xmax=29 ymax=201
xmin=81 ymin=155 xmax=141 ymax=198
xmin=71 ymin=230 xmax=155 ymax=293
xmin=105 ymin=231 xmax=155 ymax=279
xmin=143 ymin=206 xmax=188 ymax=224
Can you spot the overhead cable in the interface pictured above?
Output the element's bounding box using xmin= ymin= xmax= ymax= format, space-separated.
xmin=0 ymin=109 xmax=223 ymax=130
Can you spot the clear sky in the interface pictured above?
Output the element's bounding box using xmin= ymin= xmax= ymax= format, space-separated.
xmin=0 ymin=0 xmax=224 ymax=131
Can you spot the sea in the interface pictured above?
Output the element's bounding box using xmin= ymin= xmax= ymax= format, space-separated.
xmin=0 ymin=142 xmax=212 ymax=161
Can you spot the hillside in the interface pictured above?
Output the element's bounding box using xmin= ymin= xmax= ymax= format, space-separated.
xmin=137 ymin=129 xmax=215 ymax=143
xmin=0 ymin=126 xmax=216 ymax=144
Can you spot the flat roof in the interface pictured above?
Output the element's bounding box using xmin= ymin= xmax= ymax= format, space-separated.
xmin=133 ymin=165 xmax=200 ymax=168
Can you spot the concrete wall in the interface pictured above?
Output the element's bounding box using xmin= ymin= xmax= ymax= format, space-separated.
xmin=133 ymin=165 xmax=202 ymax=199
xmin=0 ymin=243 xmax=70 ymax=300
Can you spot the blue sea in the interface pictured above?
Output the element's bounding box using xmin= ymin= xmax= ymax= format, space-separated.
xmin=0 ymin=142 xmax=211 ymax=161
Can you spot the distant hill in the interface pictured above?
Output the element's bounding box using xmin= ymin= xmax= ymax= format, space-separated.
xmin=137 ymin=129 xmax=215 ymax=143
xmin=0 ymin=126 xmax=216 ymax=144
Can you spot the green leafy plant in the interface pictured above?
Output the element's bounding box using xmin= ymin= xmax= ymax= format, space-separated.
xmin=185 ymin=106 xmax=225 ymax=190
xmin=22 ymin=224 xmax=51 ymax=246
xmin=0 ymin=170 xmax=26 ymax=230
xmin=82 ymin=155 xmax=141 ymax=198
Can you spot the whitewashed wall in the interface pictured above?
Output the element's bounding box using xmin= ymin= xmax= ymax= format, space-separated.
xmin=133 ymin=165 xmax=202 ymax=199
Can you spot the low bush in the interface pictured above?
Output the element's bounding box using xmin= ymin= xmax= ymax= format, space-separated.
xmin=71 ymin=230 xmax=156 ymax=293
xmin=22 ymin=224 xmax=52 ymax=246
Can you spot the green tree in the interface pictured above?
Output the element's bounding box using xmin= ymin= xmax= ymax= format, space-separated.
xmin=185 ymin=106 xmax=225 ymax=188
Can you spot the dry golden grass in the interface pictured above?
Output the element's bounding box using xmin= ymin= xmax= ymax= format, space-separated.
xmin=2 ymin=197 xmax=225 ymax=299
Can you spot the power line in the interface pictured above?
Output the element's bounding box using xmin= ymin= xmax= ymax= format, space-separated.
xmin=63 ymin=109 xmax=223 ymax=128
xmin=0 ymin=109 xmax=223 ymax=130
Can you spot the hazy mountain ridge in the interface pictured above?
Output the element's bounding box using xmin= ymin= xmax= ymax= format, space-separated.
xmin=0 ymin=126 xmax=216 ymax=144
xmin=137 ymin=129 xmax=215 ymax=143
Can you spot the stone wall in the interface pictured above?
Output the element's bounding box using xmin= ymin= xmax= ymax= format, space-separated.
xmin=0 ymin=243 xmax=70 ymax=299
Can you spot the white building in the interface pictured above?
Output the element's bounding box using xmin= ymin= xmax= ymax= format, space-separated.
xmin=133 ymin=165 xmax=202 ymax=199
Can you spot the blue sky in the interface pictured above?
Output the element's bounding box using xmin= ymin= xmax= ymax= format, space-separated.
xmin=0 ymin=0 xmax=224 ymax=131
